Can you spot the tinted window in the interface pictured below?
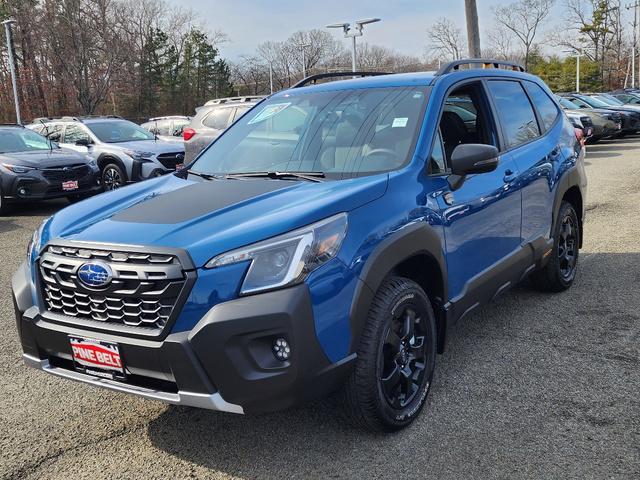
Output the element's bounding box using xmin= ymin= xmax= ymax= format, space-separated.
xmin=523 ymin=82 xmax=559 ymax=131
xmin=64 ymin=124 xmax=91 ymax=144
xmin=488 ymin=80 xmax=540 ymax=148
xmin=203 ymin=108 xmax=233 ymax=130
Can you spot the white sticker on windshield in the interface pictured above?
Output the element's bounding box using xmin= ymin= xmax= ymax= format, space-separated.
xmin=247 ymin=103 xmax=291 ymax=125
xmin=392 ymin=117 xmax=408 ymax=128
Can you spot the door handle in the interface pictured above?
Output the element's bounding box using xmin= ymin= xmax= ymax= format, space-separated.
xmin=503 ymin=169 xmax=517 ymax=183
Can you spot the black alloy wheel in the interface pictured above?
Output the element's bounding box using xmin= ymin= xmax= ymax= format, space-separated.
xmin=102 ymin=164 xmax=125 ymax=191
xmin=558 ymin=213 xmax=578 ymax=281
xmin=379 ymin=306 xmax=428 ymax=409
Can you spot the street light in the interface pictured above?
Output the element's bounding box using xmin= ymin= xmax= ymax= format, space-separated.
xmin=564 ymin=49 xmax=583 ymax=92
xmin=298 ymin=43 xmax=311 ymax=78
xmin=326 ymin=18 xmax=381 ymax=72
xmin=2 ymin=18 xmax=21 ymax=124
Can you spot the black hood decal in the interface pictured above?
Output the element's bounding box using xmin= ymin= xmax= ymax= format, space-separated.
xmin=110 ymin=179 xmax=293 ymax=224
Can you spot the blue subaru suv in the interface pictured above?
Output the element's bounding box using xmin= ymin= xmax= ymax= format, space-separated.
xmin=13 ymin=60 xmax=586 ymax=431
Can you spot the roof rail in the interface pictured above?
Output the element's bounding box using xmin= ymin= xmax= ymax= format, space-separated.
xmin=292 ymin=71 xmax=390 ymax=89
xmin=435 ymin=59 xmax=525 ymax=76
xmin=32 ymin=117 xmax=53 ymax=123
xmin=148 ymin=115 xmax=190 ymax=121
xmin=204 ymin=96 xmax=264 ymax=106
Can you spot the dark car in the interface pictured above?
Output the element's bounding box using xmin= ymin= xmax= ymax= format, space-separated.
xmin=183 ymin=96 xmax=264 ymax=162
xmin=0 ymin=125 xmax=101 ymax=214
xmin=561 ymin=93 xmax=640 ymax=136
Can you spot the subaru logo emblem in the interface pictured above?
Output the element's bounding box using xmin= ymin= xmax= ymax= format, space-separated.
xmin=176 ymin=153 xmax=184 ymax=161
xmin=77 ymin=261 xmax=113 ymax=288
xmin=63 ymin=166 xmax=71 ymax=172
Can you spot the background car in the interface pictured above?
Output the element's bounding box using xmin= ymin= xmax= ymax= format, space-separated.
xmin=28 ymin=116 xmax=185 ymax=190
xmin=183 ymin=96 xmax=264 ymax=162
xmin=560 ymin=93 xmax=639 ymax=137
xmin=140 ymin=116 xmax=190 ymax=142
xmin=556 ymin=96 xmax=621 ymax=143
xmin=565 ymin=111 xmax=594 ymax=141
xmin=610 ymin=91 xmax=640 ymax=105
xmin=0 ymin=124 xmax=101 ymax=214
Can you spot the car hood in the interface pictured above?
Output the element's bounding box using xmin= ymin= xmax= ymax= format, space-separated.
xmin=106 ymin=139 xmax=184 ymax=154
xmin=43 ymin=173 xmax=388 ymax=267
xmin=0 ymin=148 xmax=89 ymax=168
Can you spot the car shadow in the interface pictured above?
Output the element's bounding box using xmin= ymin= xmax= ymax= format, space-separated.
xmin=6 ymin=199 xmax=68 ymax=217
xmin=146 ymin=252 xmax=640 ymax=479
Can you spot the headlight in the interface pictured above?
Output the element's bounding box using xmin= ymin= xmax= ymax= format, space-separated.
xmin=123 ymin=150 xmax=154 ymax=161
xmin=3 ymin=163 xmax=36 ymax=174
xmin=27 ymin=217 xmax=49 ymax=261
xmin=206 ymin=213 xmax=348 ymax=295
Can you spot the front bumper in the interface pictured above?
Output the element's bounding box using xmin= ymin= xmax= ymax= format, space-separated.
xmin=2 ymin=168 xmax=101 ymax=201
xmin=13 ymin=262 xmax=353 ymax=414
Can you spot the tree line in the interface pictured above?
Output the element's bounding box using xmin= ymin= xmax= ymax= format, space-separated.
xmin=0 ymin=0 xmax=232 ymax=123
xmin=1 ymin=0 xmax=637 ymax=124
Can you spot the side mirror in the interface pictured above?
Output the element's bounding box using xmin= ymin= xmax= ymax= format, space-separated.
xmin=448 ymin=143 xmax=499 ymax=190
xmin=75 ymin=138 xmax=91 ymax=147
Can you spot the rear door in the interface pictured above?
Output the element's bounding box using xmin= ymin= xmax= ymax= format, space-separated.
xmin=489 ymin=79 xmax=563 ymax=245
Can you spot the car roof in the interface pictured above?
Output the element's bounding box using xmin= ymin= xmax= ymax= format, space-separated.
xmin=272 ymin=67 xmax=543 ymax=97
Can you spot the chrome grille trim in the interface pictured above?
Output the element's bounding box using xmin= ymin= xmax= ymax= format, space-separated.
xmin=38 ymin=242 xmax=195 ymax=337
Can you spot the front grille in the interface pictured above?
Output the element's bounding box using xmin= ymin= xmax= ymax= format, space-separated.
xmin=39 ymin=244 xmax=188 ymax=335
xmin=41 ymin=164 xmax=90 ymax=181
xmin=156 ymin=152 xmax=184 ymax=169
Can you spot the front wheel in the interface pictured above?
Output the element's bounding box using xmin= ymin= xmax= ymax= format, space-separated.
xmin=102 ymin=163 xmax=126 ymax=191
xmin=341 ymin=276 xmax=436 ymax=432
xmin=531 ymin=201 xmax=580 ymax=292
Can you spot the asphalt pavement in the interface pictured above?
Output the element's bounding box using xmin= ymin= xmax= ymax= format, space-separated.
xmin=1 ymin=137 xmax=639 ymax=479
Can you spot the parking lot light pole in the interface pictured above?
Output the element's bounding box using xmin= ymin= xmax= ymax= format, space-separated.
xmin=565 ymin=49 xmax=582 ymax=92
xmin=298 ymin=43 xmax=311 ymax=78
xmin=2 ymin=18 xmax=21 ymax=124
xmin=326 ymin=18 xmax=381 ymax=72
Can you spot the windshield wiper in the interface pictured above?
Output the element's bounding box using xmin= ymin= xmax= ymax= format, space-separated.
xmin=225 ymin=171 xmax=325 ymax=182
xmin=187 ymin=170 xmax=222 ymax=181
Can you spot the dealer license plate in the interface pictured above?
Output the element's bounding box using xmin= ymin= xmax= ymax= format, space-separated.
xmin=62 ymin=180 xmax=79 ymax=191
xmin=69 ymin=336 xmax=125 ymax=379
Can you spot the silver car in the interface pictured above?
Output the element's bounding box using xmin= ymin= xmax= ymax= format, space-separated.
xmin=28 ymin=116 xmax=186 ymax=190
xmin=183 ymin=96 xmax=264 ymax=162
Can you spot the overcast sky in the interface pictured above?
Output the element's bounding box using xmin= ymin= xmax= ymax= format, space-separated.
xmin=176 ymin=0 xmax=570 ymax=60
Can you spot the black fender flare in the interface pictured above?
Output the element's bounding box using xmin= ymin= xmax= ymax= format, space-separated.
xmin=551 ymin=165 xmax=585 ymax=246
xmin=97 ymin=154 xmax=129 ymax=181
xmin=348 ymin=223 xmax=448 ymax=353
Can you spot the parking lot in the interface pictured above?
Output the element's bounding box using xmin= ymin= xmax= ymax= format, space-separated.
xmin=0 ymin=137 xmax=638 ymax=479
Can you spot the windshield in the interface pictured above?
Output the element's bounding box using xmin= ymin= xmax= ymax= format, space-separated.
xmin=579 ymin=96 xmax=610 ymax=108
xmin=0 ymin=128 xmax=56 ymax=153
xmin=595 ymin=94 xmax=623 ymax=106
xmin=190 ymin=86 xmax=429 ymax=179
xmin=558 ymin=97 xmax=579 ymax=109
xmin=87 ymin=120 xmax=155 ymax=143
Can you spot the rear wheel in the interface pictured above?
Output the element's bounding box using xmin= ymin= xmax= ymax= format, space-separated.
xmin=341 ymin=276 xmax=436 ymax=432
xmin=102 ymin=163 xmax=125 ymax=191
xmin=531 ymin=201 xmax=580 ymax=292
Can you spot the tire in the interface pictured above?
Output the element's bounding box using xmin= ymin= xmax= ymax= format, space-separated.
xmin=341 ymin=276 xmax=437 ymax=432
xmin=102 ymin=163 xmax=126 ymax=191
xmin=531 ymin=201 xmax=580 ymax=292
xmin=0 ymin=186 xmax=9 ymax=215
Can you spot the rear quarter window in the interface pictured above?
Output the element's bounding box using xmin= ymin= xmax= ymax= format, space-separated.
xmin=523 ymin=81 xmax=559 ymax=132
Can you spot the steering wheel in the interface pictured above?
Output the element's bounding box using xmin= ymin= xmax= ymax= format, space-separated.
xmin=363 ymin=148 xmax=402 ymax=162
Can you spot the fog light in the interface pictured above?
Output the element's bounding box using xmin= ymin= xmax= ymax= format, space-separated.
xmin=273 ymin=337 xmax=290 ymax=361
xmin=18 ymin=187 xmax=27 ymax=196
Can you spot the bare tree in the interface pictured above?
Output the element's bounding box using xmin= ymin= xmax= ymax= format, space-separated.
xmin=427 ymin=18 xmax=465 ymax=60
xmin=493 ymin=0 xmax=555 ymax=70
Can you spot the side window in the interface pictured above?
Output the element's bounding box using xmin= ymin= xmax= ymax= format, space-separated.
xmin=488 ymin=80 xmax=540 ymax=149
xmin=438 ymin=82 xmax=497 ymax=163
xmin=64 ymin=124 xmax=91 ymax=144
xmin=41 ymin=123 xmax=63 ymax=142
xmin=203 ymin=108 xmax=233 ymax=130
xmin=523 ymin=81 xmax=559 ymax=132
xmin=233 ymin=106 xmax=251 ymax=122
xmin=429 ymin=130 xmax=447 ymax=174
